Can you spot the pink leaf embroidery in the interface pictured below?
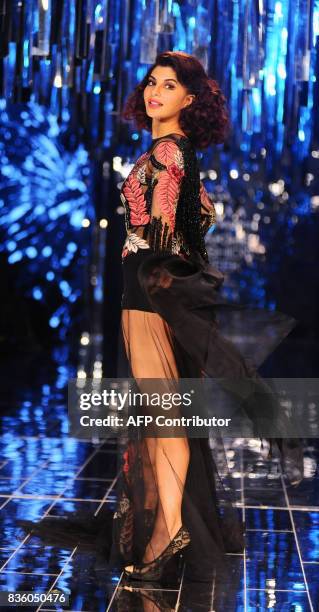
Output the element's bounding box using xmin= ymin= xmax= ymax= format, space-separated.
xmin=123 ymin=174 xmax=150 ymax=226
xmin=135 ymin=151 xmax=149 ymax=168
xmin=155 ymin=169 xmax=182 ymax=232
xmin=151 ymin=141 xmax=185 ymax=231
xmin=167 ymin=162 xmax=184 ymax=182
xmin=152 ymin=140 xmax=184 ymax=169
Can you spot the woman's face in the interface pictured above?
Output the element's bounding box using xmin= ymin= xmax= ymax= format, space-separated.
xmin=143 ymin=65 xmax=194 ymax=121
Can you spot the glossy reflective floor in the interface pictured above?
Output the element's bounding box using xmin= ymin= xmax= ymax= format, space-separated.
xmin=0 ymin=358 xmax=318 ymax=611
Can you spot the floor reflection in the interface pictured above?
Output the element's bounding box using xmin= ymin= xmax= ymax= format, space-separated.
xmin=0 ymin=358 xmax=318 ymax=611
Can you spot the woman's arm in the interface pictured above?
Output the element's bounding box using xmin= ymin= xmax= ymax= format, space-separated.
xmin=199 ymin=181 xmax=216 ymax=236
xmin=143 ymin=138 xmax=185 ymax=253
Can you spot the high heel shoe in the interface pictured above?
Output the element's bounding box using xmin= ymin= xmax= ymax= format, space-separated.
xmin=124 ymin=525 xmax=191 ymax=581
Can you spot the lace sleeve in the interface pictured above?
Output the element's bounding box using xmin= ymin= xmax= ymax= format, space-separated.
xmin=199 ymin=181 xmax=217 ymax=236
xmin=143 ymin=139 xmax=185 ymax=253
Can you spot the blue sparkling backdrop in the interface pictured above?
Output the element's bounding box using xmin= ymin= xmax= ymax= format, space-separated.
xmin=0 ymin=4 xmax=318 ymax=604
xmin=0 ymin=102 xmax=94 ymax=341
xmin=1 ymin=0 xmax=319 ymax=333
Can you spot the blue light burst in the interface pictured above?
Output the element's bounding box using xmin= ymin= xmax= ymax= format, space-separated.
xmin=0 ymin=101 xmax=94 ymax=343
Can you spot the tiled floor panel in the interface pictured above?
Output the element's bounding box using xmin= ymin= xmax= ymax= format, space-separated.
xmin=0 ymin=364 xmax=318 ymax=611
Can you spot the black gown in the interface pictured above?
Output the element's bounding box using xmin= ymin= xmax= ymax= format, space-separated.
xmin=109 ymin=132 xmax=302 ymax=582
xmin=17 ymin=133 xmax=302 ymax=591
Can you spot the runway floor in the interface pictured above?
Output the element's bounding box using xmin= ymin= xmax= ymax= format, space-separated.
xmin=0 ymin=358 xmax=318 ymax=611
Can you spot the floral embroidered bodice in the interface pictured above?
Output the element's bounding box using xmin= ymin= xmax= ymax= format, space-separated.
xmin=120 ymin=133 xmax=216 ymax=262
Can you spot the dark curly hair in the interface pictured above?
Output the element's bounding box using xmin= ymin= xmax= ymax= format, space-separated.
xmin=121 ymin=50 xmax=230 ymax=150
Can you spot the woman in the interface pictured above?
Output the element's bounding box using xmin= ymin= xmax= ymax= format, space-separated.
xmin=110 ymin=51 xmax=301 ymax=583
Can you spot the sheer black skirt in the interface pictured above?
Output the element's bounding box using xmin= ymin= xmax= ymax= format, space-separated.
xmin=111 ymin=306 xmax=244 ymax=581
xmin=110 ymin=250 xmax=302 ymax=580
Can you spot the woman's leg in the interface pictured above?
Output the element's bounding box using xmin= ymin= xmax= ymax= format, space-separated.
xmin=121 ymin=309 xmax=190 ymax=561
xmin=142 ymin=436 xmax=190 ymax=561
